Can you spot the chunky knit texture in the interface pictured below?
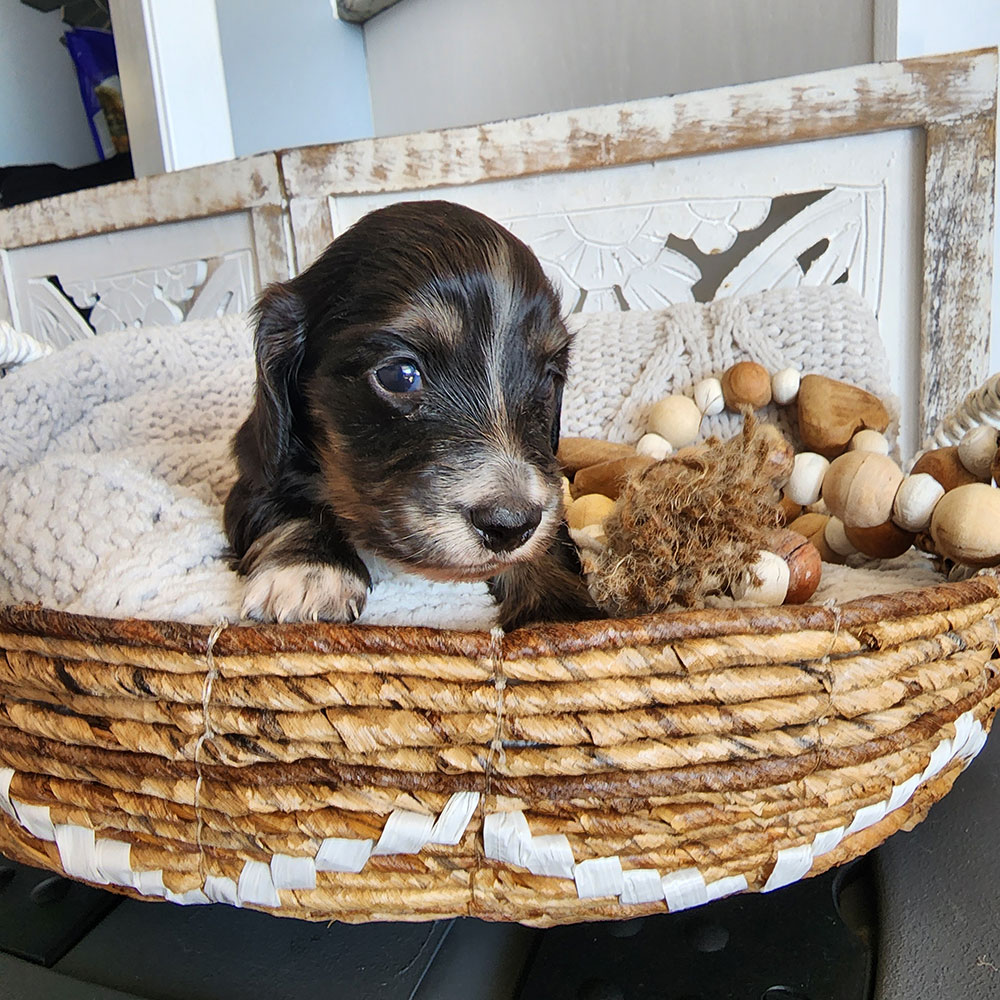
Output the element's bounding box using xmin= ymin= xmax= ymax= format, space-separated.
xmin=0 ymin=286 xmax=936 ymax=626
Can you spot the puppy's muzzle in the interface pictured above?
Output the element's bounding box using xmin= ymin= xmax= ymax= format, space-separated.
xmin=468 ymin=504 xmax=543 ymax=553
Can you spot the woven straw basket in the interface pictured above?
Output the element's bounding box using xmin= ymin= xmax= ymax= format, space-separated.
xmin=1 ymin=573 xmax=998 ymax=927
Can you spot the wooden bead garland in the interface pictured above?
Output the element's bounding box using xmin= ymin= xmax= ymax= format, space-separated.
xmin=560 ymin=359 xmax=1000 ymax=613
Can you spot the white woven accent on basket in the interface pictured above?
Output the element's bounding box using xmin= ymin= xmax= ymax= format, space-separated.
xmin=371 ymin=809 xmax=436 ymax=855
xmin=0 ymin=286 xmax=894 ymax=628
xmin=270 ymin=853 xmax=317 ymax=890
xmin=428 ymin=789 xmax=481 ymax=845
xmin=0 ymin=787 xmax=482 ymax=907
xmin=480 ymin=708 xmax=988 ymax=909
xmin=920 ymin=372 xmax=1000 ymax=455
xmin=0 ymin=714 xmax=987 ymax=911
xmin=54 ymin=823 xmax=105 ymax=883
xmin=0 ymin=767 xmax=14 ymax=820
xmin=94 ymin=839 xmax=134 ymax=886
xmin=204 ymin=874 xmax=241 ymax=906
xmin=315 ymin=836 xmax=374 ymax=873
xmin=620 ymin=869 xmax=664 ymax=905
xmin=573 ymin=857 xmax=624 ymax=899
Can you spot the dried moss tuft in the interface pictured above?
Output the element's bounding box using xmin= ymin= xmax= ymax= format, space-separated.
xmin=591 ymin=415 xmax=790 ymax=615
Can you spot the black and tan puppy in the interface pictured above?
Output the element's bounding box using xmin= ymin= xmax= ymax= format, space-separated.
xmin=224 ymin=200 xmax=594 ymax=629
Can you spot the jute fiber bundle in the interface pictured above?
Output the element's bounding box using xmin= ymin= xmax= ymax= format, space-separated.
xmin=0 ymin=575 xmax=997 ymax=926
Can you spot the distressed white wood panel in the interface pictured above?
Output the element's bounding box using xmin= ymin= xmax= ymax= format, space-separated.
xmin=0 ymin=154 xmax=281 ymax=251
xmin=8 ymin=213 xmax=261 ymax=348
xmin=282 ymin=51 xmax=995 ymax=198
xmin=328 ymin=130 xmax=925 ymax=457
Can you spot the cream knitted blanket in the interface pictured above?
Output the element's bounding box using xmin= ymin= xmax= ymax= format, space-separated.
xmin=0 ymin=285 xmax=940 ymax=627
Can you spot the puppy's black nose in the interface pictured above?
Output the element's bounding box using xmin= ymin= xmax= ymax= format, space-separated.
xmin=469 ymin=505 xmax=543 ymax=553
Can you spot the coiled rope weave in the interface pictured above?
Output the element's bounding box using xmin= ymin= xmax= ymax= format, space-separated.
xmin=1 ymin=577 xmax=997 ymax=925
xmin=923 ymin=372 xmax=1000 ymax=452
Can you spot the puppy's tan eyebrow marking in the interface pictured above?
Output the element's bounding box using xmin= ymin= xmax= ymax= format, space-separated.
xmin=392 ymin=296 xmax=465 ymax=350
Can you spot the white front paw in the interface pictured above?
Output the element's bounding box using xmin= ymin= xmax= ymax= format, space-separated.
xmin=241 ymin=563 xmax=369 ymax=623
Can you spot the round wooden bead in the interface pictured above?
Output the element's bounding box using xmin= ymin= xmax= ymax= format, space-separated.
xmin=930 ymin=483 xmax=1000 ymax=567
xmin=848 ymin=429 xmax=890 ymax=455
xmin=844 ymin=520 xmax=916 ymax=559
xmin=824 ymin=516 xmax=857 ymax=557
xmin=721 ymin=361 xmax=772 ymax=410
xmin=892 ymin=473 xmax=945 ymax=533
xmin=910 ymin=446 xmax=980 ymax=492
xmin=957 ymin=425 xmax=999 ymax=481
xmin=567 ymin=493 xmax=616 ymax=530
xmin=771 ymin=367 xmax=801 ymax=406
xmin=648 ymin=395 xmax=703 ymax=447
xmin=635 ymin=432 xmax=673 ymax=460
xmin=732 ymin=550 xmax=790 ymax=605
xmin=766 ymin=528 xmax=822 ymax=603
xmin=821 ymin=451 xmax=904 ymax=528
xmin=785 ymin=452 xmax=830 ymax=506
xmin=788 ymin=512 xmax=843 ymax=564
xmin=693 ymin=377 xmax=725 ymax=417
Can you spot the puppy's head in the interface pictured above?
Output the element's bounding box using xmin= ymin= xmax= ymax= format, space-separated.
xmin=247 ymin=200 xmax=571 ymax=582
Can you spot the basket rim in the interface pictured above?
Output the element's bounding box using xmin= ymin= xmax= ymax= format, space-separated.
xmin=2 ymin=573 xmax=997 ymax=658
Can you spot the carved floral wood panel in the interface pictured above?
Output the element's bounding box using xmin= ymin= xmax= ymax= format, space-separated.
xmin=22 ymin=250 xmax=256 ymax=347
xmin=504 ymin=186 xmax=883 ymax=315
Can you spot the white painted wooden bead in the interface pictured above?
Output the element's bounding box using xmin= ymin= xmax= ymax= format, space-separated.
xmin=824 ymin=516 xmax=857 ymax=557
xmin=892 ymin=473 xmax=945 ymax=533
xmin=693 ymin=377 xmax=725 ymax=417
xmin=771 ymin=367 xmax=801 ymax=406
xmin=732 ymin=551 xmax=790 ymax=606
xmin=848 ymin=429 xmax=890 ymax=455
xmin=636 ymin=432 xmax=673 ymax=460
xmin=957 ymin=425 xmax=999 ymax=481
xmin=785 ymin=452 xmax=830 ymax=506
xmin=648 ymin=395 xmax=703 ymax=447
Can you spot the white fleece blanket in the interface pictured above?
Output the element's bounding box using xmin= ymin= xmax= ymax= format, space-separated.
xmin=0 ymin=286 xmax=942 ymax=627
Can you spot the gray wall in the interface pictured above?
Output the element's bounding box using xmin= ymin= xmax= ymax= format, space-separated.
xmin=364 ymin=0 xmax=875 ymax=137
xmin=215 ymin=0 xmax=372 ymax=158
xmin=0 ymin=3 xmax=100 ymax=168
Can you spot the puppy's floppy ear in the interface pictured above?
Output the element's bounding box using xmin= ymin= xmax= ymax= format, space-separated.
xmin=245 ymin=281 xmax=307 ymax=483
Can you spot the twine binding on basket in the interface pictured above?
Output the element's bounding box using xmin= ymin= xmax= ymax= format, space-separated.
xmin=194 ymin=621 xmax=226 ymax=886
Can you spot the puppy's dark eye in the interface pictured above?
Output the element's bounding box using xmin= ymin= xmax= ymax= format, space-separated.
xmin=375 ymin=362 xmax=422 ymax=394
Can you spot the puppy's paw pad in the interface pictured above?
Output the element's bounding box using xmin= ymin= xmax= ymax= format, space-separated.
xmin=241 ymin=563 xmax=369 ymax=624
